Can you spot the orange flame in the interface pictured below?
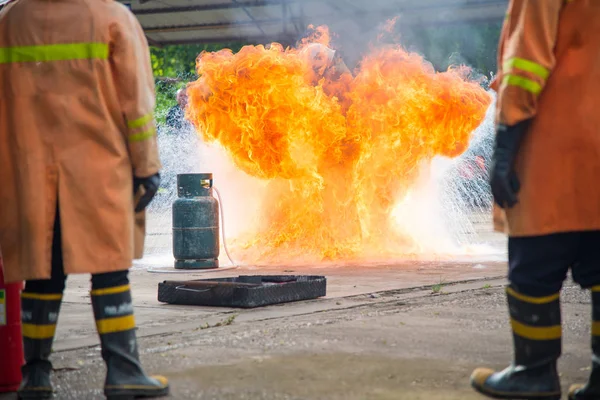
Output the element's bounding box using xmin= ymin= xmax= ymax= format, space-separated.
xmin=299 ymin=24 xmax=332 ymax=49
xmin=186 ymin=24 xmax=491 ymax=263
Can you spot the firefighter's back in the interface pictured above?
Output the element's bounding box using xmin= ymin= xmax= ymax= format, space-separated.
xmin=0 ymin=0 xmax=157 ymax=282
xmin=498 ymin=0 xmax=600 ymax=236
xmin=0 ymin=0 xmax=126 ymax=147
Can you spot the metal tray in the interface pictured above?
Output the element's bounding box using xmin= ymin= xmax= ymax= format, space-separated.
xmin=157 ymin=275 xmax=327 ymax=308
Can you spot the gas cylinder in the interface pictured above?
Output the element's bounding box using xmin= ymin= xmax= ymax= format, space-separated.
xmin=0 ymin=257 xmax=24 ymax=392
xmin=172 ymin=173 xmax=220 ymax=269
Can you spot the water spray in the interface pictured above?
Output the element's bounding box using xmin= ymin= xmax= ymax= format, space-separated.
xmin=141 ymin=26 xmax=503 ymax=268
xmin=211 ymin=185 xmax=238 ymax=270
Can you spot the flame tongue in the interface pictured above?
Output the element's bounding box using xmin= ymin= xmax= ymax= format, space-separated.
xmin=186 ymin=25 xmax=492 ymax=263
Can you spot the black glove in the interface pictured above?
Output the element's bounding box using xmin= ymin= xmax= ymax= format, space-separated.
xmin=133 ymin=173 xmax=160 ymax=213
xmin=490 ymin=119 xmax=530 ymax=209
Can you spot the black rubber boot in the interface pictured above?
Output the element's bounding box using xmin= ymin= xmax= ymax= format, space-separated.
xmin=91 ymin=284 xmax=169 ymax=400
xmin=470 ymin=285 xmax=562 ymax=400
xmin=17 ymin=292 xmax=63 ymax=400
xmin=569 ymin=287 xmax=600 ymax=400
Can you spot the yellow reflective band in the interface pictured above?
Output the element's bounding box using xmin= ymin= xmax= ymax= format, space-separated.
xmin=502 ymin=74 xmax=542 ymax=95
xmin=90 ymin=284 xmax=130 ymax=297
xmin=127 ymin=114 xmax=153 ymax=129
xmin=96 ymin=315 xmax=136 ymax=335
xmin=511 ymin=319 xmax=562 ymax=341
xmin=21 ymin=293 xmax=63 ymax=301
xmin=22 ymin=323 xmax=57 ymax=340
xmin=0 ymin=43 xmax=108 ymax=64
xmin=593 ymin=321 xmax=600 ymax=336
xmin=592 ymin=286 xmax=600 ymax=292
xmin=503 ymin=58 xmax=550 ymax=80
xmin=129 ymin=128 xmax=156 ymax=143
xmin=506 ymin=287 xmax=559 ymax=305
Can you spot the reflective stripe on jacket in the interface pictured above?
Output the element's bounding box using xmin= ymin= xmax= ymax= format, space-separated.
xmin=0 ymin=0 xmax=161 ymax=282
xmin=492 ymin=0 xmax=600 ymax=236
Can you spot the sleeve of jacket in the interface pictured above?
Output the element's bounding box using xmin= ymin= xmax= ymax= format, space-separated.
xmin=110 ymin=6 xmax=161 ymax=178
xmin=495 ymin=0 xmax=563 ymax=126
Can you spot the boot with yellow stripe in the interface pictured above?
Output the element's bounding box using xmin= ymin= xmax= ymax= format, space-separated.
xmin=470 ymin=285 xmax=562 ymax=400
xmin=569 ymin=286 xmax=600 ymax=400
xmin=18 ymin=292 xmax=63 ymax=400
xmin=91 ymin=284 xmax=169 ymax=400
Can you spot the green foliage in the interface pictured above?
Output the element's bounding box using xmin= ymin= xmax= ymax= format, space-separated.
xmin=154 ymin=80 xmax=182 ymax=125
xmin=151 ymin=43 xmax=244 ymax=124
xmin=151 ymin=43 xmax=243 ymax=79
xmin=398 ymin=22 xmax=502 ymax=77
xmin=431 ymin=277 xmax=446 ymax=294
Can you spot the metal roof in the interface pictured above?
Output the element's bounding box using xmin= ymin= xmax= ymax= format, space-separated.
xmin=118 ymin=0 xmax=508 ymax=47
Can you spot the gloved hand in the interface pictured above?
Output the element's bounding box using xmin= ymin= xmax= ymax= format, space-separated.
xmin=490 ymin=119 xmax=530 ymax=208
xmin=133 ymin=173 xmax=160 ymax=212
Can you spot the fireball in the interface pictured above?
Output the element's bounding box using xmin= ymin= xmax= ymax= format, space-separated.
xmin=186 ymin=24 xmax=491 ymax=263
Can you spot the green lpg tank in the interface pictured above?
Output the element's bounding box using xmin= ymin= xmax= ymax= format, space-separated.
xmin=172 ymin=173 xmax=219 ymax=269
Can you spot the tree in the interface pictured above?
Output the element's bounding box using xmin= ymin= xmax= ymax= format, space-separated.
xmin=151 ymin=43 xmax=244 ymax=124
xmin=397 ymin=22 xmax=502 ymax=78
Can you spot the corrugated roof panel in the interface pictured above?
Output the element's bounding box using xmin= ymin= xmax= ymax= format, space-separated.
xmin=244 ymin=4 xmax=287 ymax=19
xmin=128 ymin=0 xmax=242 ymax=11
xmin=139 ymin=10 xmax=254 ymax=27
xmin=154 ymin=25 xmax=264 ymax=40
xmin=122 ymin=0 xmax=508 ymax=45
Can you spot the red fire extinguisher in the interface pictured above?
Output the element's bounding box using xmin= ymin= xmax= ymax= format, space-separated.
xmin=0 ymin=256 xmax=24 ymax=392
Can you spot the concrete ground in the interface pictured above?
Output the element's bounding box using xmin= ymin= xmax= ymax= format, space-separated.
xmin=1 ymin=278 xmax=594 ymax=400
xmin=1 ymin=213 xmax=595 ymax=399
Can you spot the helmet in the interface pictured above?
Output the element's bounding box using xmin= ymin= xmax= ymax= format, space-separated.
xmin=299 ymin=43 xmax=336 ymax=75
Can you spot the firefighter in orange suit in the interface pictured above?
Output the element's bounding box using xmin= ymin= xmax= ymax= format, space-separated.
xmin=0 ymin=1 xmax=169 ymax=399
xmin=470 ymin=1 xmax=600 ymax=399
xmin=298 ymin=43 xmax=353 ymax=111
xmin=298 ymin=43 xmax=352 ymax=85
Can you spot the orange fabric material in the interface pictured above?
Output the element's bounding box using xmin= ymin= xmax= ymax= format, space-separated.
xmin=492 ymin=0 xmax=600 ymax=237
xmin=0 ymin=0 xmax=161 ymax=282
